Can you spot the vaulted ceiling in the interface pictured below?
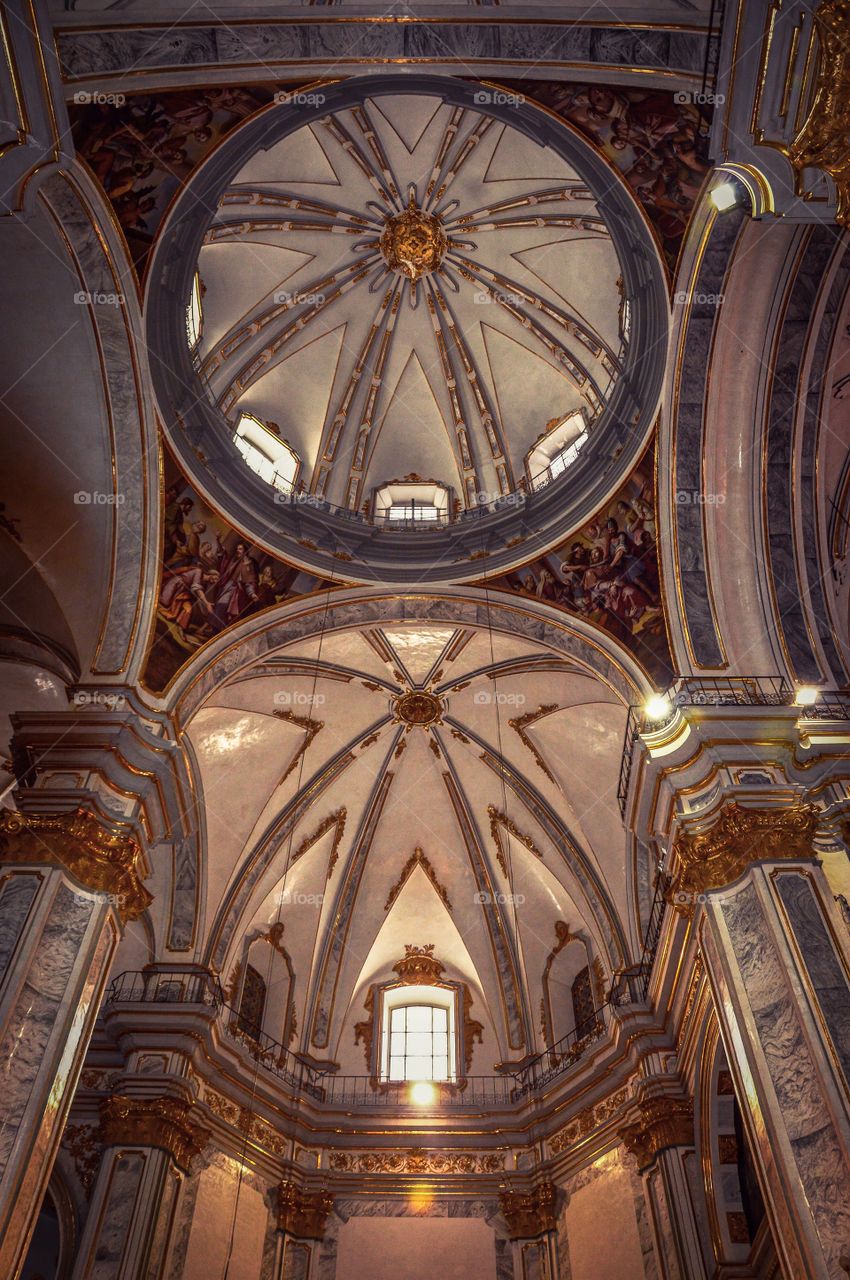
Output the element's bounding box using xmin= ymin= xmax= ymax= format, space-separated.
xmin=183 ymin=614 xmax=636 ymax=1069
xmin=196 ymin=91 xmax=624 ymax=510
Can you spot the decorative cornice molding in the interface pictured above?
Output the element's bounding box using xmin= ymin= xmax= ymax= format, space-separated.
xmin=669 ymin=802 xmax=819 ymax=916
xmin=499 ymin=1181 xmax=557 ymax=1239
xmin=384 ymin=847 xmax=452 ymax=914
xmin=277 ymin=1181 xmax=334 ymax=1240
xmin=618 ymin=1097 xmax=694 ymax=1172
xmin=0 ymin=807 xmax=152 ymax=922
xmin=329 ymin=1149 xmax=504 ymax=1175
xmin=549 ymin=1085 xmax=629 ymax=1155
xmin=99 ymin=1095 xmax=210 ymax=1173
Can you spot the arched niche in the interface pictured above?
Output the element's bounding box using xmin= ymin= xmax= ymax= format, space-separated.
xmin=540 ymin=921 xmax=601 ymax=1058
xmin=695 ymin=1013 xmax=777 ymax=1274
xmin=229 ymin=921 xmax=297 ymax=1054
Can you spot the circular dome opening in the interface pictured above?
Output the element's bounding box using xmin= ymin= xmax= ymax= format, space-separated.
xmin=147 ymin=76 xmax=668 ymax=585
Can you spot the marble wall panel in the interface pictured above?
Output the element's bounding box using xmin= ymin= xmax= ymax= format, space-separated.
xmin=0 ymin=873 xmax=39 ymax=977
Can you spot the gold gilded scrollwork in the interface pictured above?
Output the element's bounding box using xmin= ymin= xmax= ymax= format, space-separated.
xmin=499 ymin=1180 xmax=557 ymax=1239
xmin=277 ymin=1181 xmax=335 ymax=1239
xmin=100 ymin=1095 xmax=210 ymax=1173
xmin=668 ymin=802 xmax=819 ymax=916
xmin=618 ymin=1097 xmax=694 ymax=1172
xmin=789 ymin=0 xmax=850 ymax=225
xmin=0 ymin=807 xmax=152 ymax=921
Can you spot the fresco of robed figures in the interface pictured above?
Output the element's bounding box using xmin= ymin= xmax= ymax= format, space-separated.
xmin=71 ymin=81 xmax=709 ymax=279
xmin=143 ymin=454 xmax=328 ymax=693
xmin=489 ymin=451 xmax=673 ymax=685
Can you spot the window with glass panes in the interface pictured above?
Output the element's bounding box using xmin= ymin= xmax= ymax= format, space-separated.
xmin=388 ymin=1003 xmax=450 ymax=1081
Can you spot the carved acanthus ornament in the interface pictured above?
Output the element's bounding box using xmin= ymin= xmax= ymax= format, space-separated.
xmin=330 ymin=1150 xmax=504 ymax=1174
xmin=508 ymin=704 xmax=559 ymax=784
xmin=277 ymin=1181 xmax=335 ymax=1239
xmin=99 ymin=1095 xmax=210 ymax=1173
xmin=392 ymin=942 xmax=445 ymax=984
xmin=384 ymin=847 xmax=452 ymax=914
xmin=549 ymin=1086 xmax=629 ymax=1155
xmin=290 ymin=807 xmax=347 ymax=878
xmin=789 ymin=0 xmax=850 ymax=226
xmin=618 ymin=1097 xmax=694 ymax=1172
xmin=462 ymin=985 xmax=484 ymax=1074
xmin=668 ymin=802 xmax=819 ymax=916
xmin=499 ymin=1181 xmax=558 ymax=1239
xmin=0 ymin=807 xmax=152 ymax=921
xmin=354 ymin=986 xmax=375 ymax=1070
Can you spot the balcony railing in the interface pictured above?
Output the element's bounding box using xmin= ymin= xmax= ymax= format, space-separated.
xmin=617 ymin=676 xmax=850 ymax=815
xmin=104 ymin=875 xmax=669 ymax=1111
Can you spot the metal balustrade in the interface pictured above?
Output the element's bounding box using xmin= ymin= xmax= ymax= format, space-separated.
xmin=617 ymin=675 xmax=850 ymax=815
xmin=103 ymin=878 xmax=669 ymax=1112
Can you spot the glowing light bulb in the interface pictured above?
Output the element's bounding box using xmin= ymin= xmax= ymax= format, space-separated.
xmin=644 ymin=693 xmax=672 ymax=722
xmin=709 ymin=180 xmax=738 ymax=212
xmin=794 ymin=685 xmax=820 ymax=707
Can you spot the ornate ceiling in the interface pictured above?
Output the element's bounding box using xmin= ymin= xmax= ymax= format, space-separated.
xmin=196 ymin=89 xmax=624 ymax=512
xmin=183 ymin=604 xmax=641 ymax=1070
xmin=147 ymin=75 xmax=668 ymax=585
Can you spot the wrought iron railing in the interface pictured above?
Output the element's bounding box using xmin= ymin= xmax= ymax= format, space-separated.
xmin=617 ymin=675 xmax=850 ymax=815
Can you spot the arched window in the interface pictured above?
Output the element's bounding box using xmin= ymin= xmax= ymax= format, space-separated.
xmin=233 ymin=414 xmax=299 ymax=493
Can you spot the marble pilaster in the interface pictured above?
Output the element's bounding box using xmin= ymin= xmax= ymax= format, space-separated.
xmin=70 ymin=1096 xmax=210 ymax=1280
xmin=619 ymin=1098 xmax=708 ymax=1280
xmin=0 ymin=809 xmax=149 ymax=1276
xmin=677 ymin=805 xmax=850 ymax=1279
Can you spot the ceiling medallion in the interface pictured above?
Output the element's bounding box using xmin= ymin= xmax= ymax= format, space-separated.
xmin=393 ymin=688 xmax=444 ymax=727
xmin=380 ymin=196 xmax=447 ymax=281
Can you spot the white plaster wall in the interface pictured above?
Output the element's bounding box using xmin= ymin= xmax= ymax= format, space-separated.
xmin=565 ymin=1163 xmax=646 ymax=1280
xmin=334 ymin=1215 xmax=497 ymax=1280
xmin=183 ymin=1157 xmax=268 ymax=1280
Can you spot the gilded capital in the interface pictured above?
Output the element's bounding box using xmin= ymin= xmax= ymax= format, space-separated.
xmin=277 ymin=1181 xmax=335 ymax=1239
xmin=668 ymin=802 xmax=819 ymax=916
xmin=100 ymin=1095 xmax=210 ymax=1173
xmin=0 ymin=807 xmax=152 ymax=922
xmin=619 ymin=1097 xmax=694 ymax=1172
xmin=789 ymin=0 xmax=850 ymax=226
xmin=499 ymin=1180 xmax=558 ymax=1239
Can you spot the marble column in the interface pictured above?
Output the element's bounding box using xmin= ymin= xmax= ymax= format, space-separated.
xmin=71 ymin=1095 xmax=210 ymax=1279
xmin=499 ymin=1181 xmax=559 ymax=1278
xmin=671 ymin=802 xmax=850 ymax=1280
xmin=0 ymin=808 xmax=151 ymax=1278
xmin=619 ymin=1097 xmax=708 ymax=1280
xmin=273 ymin=1182 xmax=335 ymax=1280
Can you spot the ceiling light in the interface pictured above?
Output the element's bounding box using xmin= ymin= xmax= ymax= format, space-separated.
xmin=644 ymin=693 xmax=673 ymax=722
xmin=794 ymin=685 xmax=820 ymax=707
xmin=409 ymin=1080 xmax=437 ymax=1106
xmin=709 ymin=180 xmax=739 ymax=212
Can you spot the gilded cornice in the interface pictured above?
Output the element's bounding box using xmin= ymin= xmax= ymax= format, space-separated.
xmin=329 ymin=1149 xmax=504 ymax=1174
xmin=0 ymin=807 xmax=152 ymax=922
xmin=100 ymin=1095 xmax=210 ymax=1173
xmin=668 ymin=801 xmax=819 ymax=916
xmin=277 ymin=1181 xmax=334 ymax=1239
xmin=499 ymin=1180 xmax=557 ymax=1239
xmin=618 ymin=1097 xmax=694 ymax=1172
